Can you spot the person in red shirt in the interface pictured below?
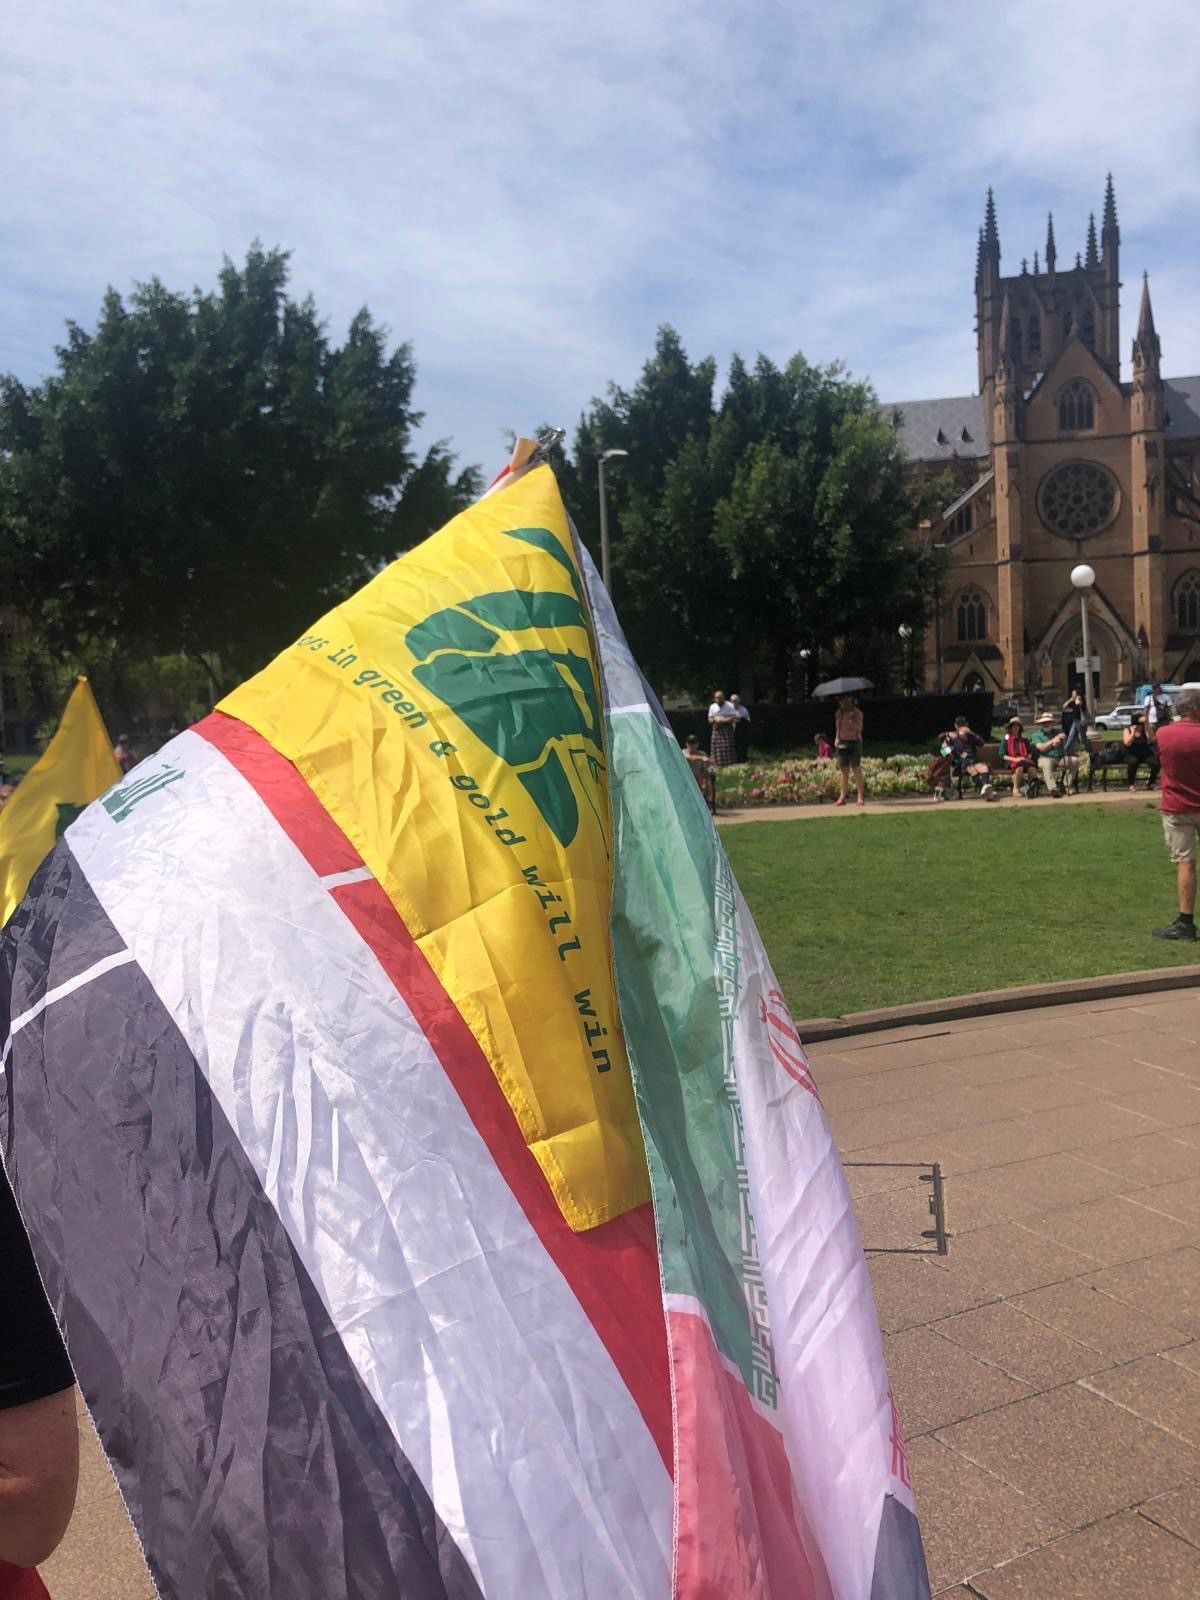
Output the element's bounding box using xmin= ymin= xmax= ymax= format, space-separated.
xmin=1152 ymin=686 xmax=1200 ymax=940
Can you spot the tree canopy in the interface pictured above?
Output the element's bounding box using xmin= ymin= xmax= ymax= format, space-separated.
xmin=0 ymin=246 xmax=479 ymax=691
xmin=559 ymin=328 xmax=939 ymax=699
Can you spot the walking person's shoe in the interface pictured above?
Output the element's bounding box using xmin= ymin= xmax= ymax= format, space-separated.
xmin=1152 ymin=916 xmax=1198 ymax=941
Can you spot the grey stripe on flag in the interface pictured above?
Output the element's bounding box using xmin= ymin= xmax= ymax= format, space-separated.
xmin=871 ymin=1494 xmax=932 ymax=1600
xmin=2 ymin=846 xmax=484 ymax=1600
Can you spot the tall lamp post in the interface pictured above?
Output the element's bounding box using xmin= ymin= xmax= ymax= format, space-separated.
xmin=597 ymin=449 xmax=629 ymax=593
xmin=1071 ymin=563 xmax=1097 ymax=722
xmin=898 ymin=624 xmax=913 ymax=695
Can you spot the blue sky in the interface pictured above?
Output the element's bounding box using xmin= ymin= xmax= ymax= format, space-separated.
xmin=4 ymin=0 xmax=1199 ymax=475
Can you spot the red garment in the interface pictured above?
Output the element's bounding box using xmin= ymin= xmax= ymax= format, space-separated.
xmin=1156 ymin=720 xmax=1200 ymax=813
xmin=1001 ymin=734 xmax=1033 ymax=767
xmin=0 ymin=1564 xmax=51 ymax=1599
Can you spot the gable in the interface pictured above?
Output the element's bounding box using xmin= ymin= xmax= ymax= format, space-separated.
xmin=1024 ymin=338 xmax=1125 ymax=439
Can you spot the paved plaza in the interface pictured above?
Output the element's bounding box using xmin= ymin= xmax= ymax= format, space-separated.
xmin=813 ymin=990 xmax=1200 ymax=1596
xmin=37 ymin=988 xmax=1200 ymax=1599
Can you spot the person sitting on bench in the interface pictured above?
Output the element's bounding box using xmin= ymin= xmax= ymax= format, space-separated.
xmin=936 ymin=716 xmax=994 ymax=799
xmin=1000 ymin=716 xmax=1038 ymax=798
xmin=1031 ymin=712 xmax=1078 ymax=796
xmin=1122 ymin=714 xmax=1160 ymax=790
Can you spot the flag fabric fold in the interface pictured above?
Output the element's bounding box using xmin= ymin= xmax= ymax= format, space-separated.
xmin=0 ymin=463 xmax=928 ymax=1598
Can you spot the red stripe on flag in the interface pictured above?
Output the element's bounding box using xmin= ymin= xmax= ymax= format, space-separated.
xmin=669 ymin=1307 xmax=829 ymax=1599
xmin=194 ymin=711 xmax=673 ymax=1470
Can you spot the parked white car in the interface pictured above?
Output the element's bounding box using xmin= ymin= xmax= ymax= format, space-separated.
xmin=1094 ymin=704 xmax=1143 ymax=730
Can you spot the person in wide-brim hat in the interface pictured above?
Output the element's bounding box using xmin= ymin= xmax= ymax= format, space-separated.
xmin=1032 ymin=710 xmax=1075 ymax=797
xmin=1001 ymin=715 xmax=1037 ymax=797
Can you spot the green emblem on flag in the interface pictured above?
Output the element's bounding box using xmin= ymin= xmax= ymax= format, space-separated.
xmin=102 ymin=765 xmax=185 ymax=823
xmin=405 ymin=527 xmax=603 ymax=847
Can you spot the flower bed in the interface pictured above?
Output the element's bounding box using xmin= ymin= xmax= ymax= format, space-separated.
xmin=716 ymin=748 xmax=1096 ymax=808
xmin=717 ymin=754 xmax=930 ymax=808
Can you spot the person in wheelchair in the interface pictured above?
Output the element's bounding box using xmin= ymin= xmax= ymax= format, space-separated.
xmin=1000 ymin=716 xmax=1039 ymax=798
xmin=934 ymin=717 xmax=995 ymax=801
xmin=1031 ymin=712 xmax=1079 ymax=796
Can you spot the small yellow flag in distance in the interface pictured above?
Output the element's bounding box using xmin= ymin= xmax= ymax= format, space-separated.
xmin=0 ymin=677 xmax=122 ymax=925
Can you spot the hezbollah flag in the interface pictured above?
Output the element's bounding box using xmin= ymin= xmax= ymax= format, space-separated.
xmin=0 ymin=457 xmax=929 ymax=1598
xmin=0 ymin=676 xmax=120 ymax=926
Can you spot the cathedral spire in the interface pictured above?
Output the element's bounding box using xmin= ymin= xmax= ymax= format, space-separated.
xmin=1133 ymin=272 xmax=1160 ymax=371
xmin=980 ymin=188 xmax=1000 ymax=275
xmin=1085 ymin=212 xmax=1099 ymax=269
xmin=1102 ymin=173 xmax=1119 ymax=246
xmin=1045 ymin=211 xmax=1057 ymax=273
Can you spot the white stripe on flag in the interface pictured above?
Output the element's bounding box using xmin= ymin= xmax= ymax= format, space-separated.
xmin=1 ymin=949 xmax=136 ymax=1069
xmin=65 ymin=731 xmax=671 ymax=1599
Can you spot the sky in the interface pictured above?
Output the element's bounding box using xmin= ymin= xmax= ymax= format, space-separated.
xmin=4 ymin=0 xmax=1200 ymax=476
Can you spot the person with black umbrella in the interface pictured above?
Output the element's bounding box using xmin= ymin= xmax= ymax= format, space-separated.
xmin=834 ymin=693 xmax=866 ymax=807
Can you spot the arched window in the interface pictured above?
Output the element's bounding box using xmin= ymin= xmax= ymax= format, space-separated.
xmin=1064 ymin=310 xmax=1074 ymax=338
xmin=1029 ymin=315 xmax=1041 ymax=356
xmin=1058 ymin=380 xmax=1096 ymax=432
xmin=962 ymin=671 xmax=986 ymax=693
xmin=1176 ymin=572 xmax=1200 ymax=632
xmin=1082 ymin=309 xmax=1095 ymax=348
xmin=956 ymin=588 xmax=989 ymax=642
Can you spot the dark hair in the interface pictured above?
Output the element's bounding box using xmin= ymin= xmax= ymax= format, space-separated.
xmin=954 ymin=716 xmax=970 ymax=727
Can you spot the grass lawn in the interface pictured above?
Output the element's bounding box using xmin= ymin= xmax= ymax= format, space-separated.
xmin=722 ymin=799 xmax=1198 ymax=1020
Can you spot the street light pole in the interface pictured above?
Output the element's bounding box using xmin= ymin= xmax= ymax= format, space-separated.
xmin=597 ymin=449 xmax=629 ymax=594
xmin=1071 ymin=563 xmax=1097 ymax=722
xmin=898 ymin=624 xmax=913 ymax=695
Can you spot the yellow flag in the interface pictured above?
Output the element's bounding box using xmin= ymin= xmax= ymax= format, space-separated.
xmin=223 ymin=464 xmax=649 ymax=1230
xmin=0 ymin=677 xmax=122 ymax=925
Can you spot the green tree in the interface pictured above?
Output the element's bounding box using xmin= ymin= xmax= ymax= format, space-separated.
xmin=0 ymin=246 xmax=479 ymax=692
xmin=568 ymin=335 xmax=935 ymax=700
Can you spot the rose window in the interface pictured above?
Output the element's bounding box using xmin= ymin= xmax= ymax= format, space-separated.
xmin=1038 ymin=462 xmax=1118 ymax=539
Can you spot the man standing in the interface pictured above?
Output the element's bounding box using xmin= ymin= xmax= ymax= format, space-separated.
xmin=729 ymin=694 xmax=751 ymax=763
xmin=1144 ymin=682 xmax=1173 ymax=732
xmin=1061 ymin=687 xmax=1088 ymax=753
xmin=1152 ymin=686 xmax=1200 ymax=940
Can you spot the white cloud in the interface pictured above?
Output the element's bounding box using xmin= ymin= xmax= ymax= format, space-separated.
xmin=3 ymin=0 xmax=1199 ymax=471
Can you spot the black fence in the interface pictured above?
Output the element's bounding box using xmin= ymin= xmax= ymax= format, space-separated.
xmin=665 ymin=692 xmax=995 ymax=753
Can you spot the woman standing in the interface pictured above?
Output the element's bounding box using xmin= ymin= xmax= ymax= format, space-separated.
xmin=834 ymin=694 xmax=865 ymax=807
xmin=707 ymin=690 xmax=739 ymax=769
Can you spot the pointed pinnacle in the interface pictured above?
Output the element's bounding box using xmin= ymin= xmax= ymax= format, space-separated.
xmin=1046 ymin=212 xmax=1057 ymax=269
xmin=1085 ymin=212 xmax=1099 ymax=268
xmin=1034 ymin=250 xmax=1040 ymax=274
xmin=1103 ymin=172 xmax=1119 ymax=236
xmin=1137 ymin=271 xmax=1158 ymax=343
xmin=984 ymin=187 xmax=999 ymax=249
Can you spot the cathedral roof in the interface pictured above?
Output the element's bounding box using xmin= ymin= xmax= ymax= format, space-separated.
xmin=890 ymin=376 xmax=1200 ymax=461
xmin=889 ymin=394 xmax=985 ymax=460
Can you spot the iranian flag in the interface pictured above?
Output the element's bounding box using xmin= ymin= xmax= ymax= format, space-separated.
xmin=1 ymin=455 xmax=927 ymax=1598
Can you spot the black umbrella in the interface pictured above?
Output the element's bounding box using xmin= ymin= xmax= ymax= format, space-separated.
xmin=812 ymin=676 xmax=874 ymax=699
